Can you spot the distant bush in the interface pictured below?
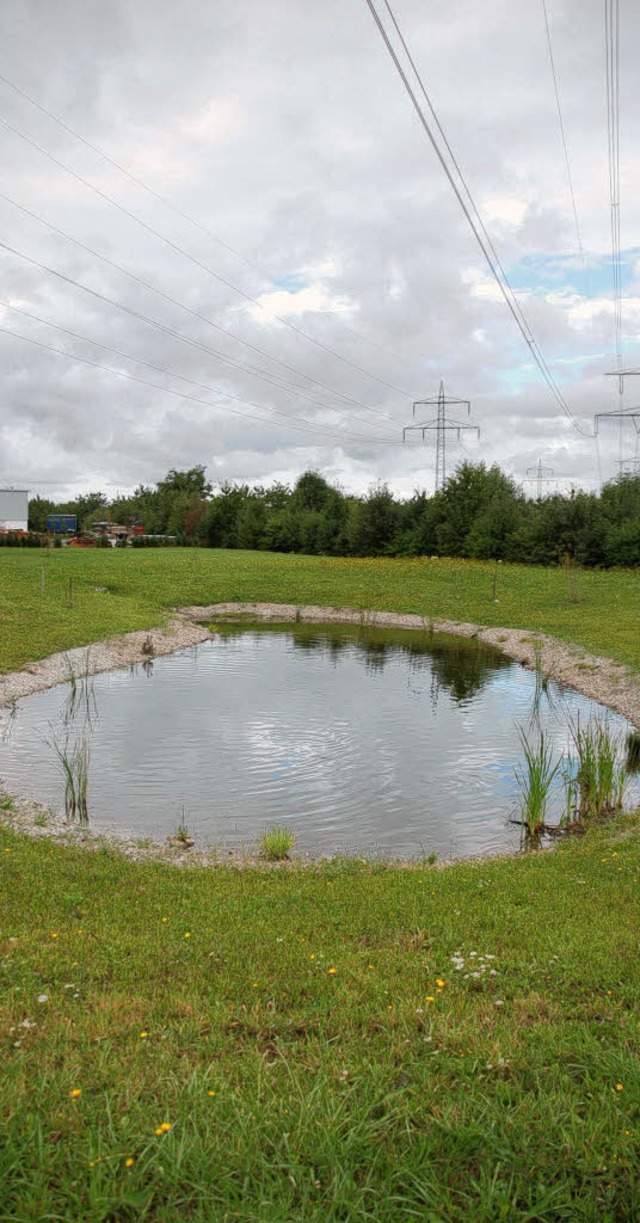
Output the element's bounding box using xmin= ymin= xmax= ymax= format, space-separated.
xmin=30 ymin=462 xmax=640 ymax=569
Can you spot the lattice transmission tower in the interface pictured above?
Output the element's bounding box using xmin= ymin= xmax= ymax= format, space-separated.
xmin=525 ymin=460 xmax=555 ymax=500
xmin=402 ymin=380 xmax=479 ymax=491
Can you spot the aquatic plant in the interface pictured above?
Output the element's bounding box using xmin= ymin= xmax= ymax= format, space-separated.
xmin=258 ymin=826 xmax=296 ymax=861
xmin=49 ymin=730 xmax=91 ymax=824
xmin=569 ymin=717 xmax=627 ymax=822
xmin=515 ymin=726 xmax=563 ymax=841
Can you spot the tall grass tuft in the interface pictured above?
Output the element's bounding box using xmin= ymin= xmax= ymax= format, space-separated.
xmin=49 ymin=731 xmax=91 ymax=824
xmin=258 ymin=826 xmax=296 ymax=861
xmin=569 ymin=717 xmax=627 ymax=823
xmin=515 ymin=726 xmax=563 ymax=841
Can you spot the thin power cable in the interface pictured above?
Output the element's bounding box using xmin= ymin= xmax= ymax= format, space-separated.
xmin=366 ymin=0 xmax=592 ymax=438
xmin=1 ymin=299 xmax=396 ymax=442
xmin=0 ymin=191 xmax=396 ymax=423
xmin=541 ymin=0 xmax=589 ymax=284
xmin=0 ymin=322 xmax=393 ymax=445
xmin=0 ymin=238 xmax=394 ymax=435
xmin=0 ymin=94 xmax=415 ymax=398
xmin=605 ymin=0 xmax=623 ymax=394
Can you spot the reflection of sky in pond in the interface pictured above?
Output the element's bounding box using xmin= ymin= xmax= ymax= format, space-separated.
xmin=0 ymin=625 xmax=637 ymax=859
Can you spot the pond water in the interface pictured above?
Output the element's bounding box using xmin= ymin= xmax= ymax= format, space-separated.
xmin=0 ymin=624 xmax=637 ymax=859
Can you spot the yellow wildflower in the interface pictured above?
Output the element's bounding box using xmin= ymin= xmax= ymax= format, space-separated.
xmin=125 ymin=1158 xmax=134 ymax=1167
xmin=139 ymin=1031 xmax=149 ymax=1039
xmin=184 ymin=932 xmax=191 ymax=939
xmin=70 ymin=1088 xmax=82 ymax=1098
xmin=616 ymin=1083 xmax=624 ymax=1092
xmin=208 ymin=1090 xmax=216 ymax=1096
xmin=436 ymin=979 xmax=445 ymax=988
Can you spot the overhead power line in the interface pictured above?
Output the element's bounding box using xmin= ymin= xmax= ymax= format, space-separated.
xmin=365 ymin=0 xmax=592 ymax=438
xmin=0 ymin=322 xmax=394 ymax=445
xmin=0 ymin=191 xmax=394 ymax=426
xmin=605 ymin=0 xmax=623 ymax=394
xmin=0 ymin=90 xmax=415 ymax=399
xmin=540 ymin=0 xmax=588 ymax=282
xmin=0 ymin=238 xmax=394 ymax=436
xmin=1 ymin=299 xmax=395 ymax=443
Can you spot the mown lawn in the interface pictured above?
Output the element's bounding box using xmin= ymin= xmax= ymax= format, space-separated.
xmin=0 ymin=547 xmax=639 ymax=673
xmin=1 ymin=817 xmax=639 ymax=1221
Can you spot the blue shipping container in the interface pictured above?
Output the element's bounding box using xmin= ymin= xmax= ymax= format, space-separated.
xmin=46 ymin=514 xmax=77 ymax=534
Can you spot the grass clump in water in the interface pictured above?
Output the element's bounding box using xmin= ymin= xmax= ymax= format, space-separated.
xmin=515 ymin=727 xmax=563 ymax=841
xmin=258 ymin=825 xmax=296 ymax=860
xmin=49 ymin=731 xmax=90 ymax=825
xmin=570 ymin=717 xmax=627 ymax=823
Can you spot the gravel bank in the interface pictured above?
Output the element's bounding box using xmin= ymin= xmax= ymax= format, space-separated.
xmin=0 ymin=617 xmax=211 ymax=708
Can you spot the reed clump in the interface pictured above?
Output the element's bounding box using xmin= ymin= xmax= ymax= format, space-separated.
xmin=258 ymin=826 xmax=296 ymax=861
xmin=515 ymin=728 xmax=562 ymax=841
xmin=569 ymin=717 xmax=626 ymax=823
xmin=50 ymin=732 xmax=91 ymax=824
xmin=515 ymin=715 xmax=628 ymax=844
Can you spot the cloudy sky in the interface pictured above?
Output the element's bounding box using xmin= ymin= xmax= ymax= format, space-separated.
xmin=1 ymin=0 xmax=639 ymax=501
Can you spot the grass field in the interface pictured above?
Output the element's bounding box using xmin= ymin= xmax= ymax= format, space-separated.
xmin=0 ymin=547 xmax=639 ymax=674
xmin=1 ymin=817 xmax=639 ymax=1221
xmin=1 ymin=548 xmax=640 ymax=1219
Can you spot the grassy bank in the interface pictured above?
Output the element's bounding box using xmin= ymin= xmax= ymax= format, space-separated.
xmin=1 ymin=548 xmax=640 ymax=674
xmin=1 ymin=818 xmax=639 ymax=1220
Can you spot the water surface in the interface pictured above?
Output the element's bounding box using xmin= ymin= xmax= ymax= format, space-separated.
xmin=0 ymin=624 xmax=636 ymax=858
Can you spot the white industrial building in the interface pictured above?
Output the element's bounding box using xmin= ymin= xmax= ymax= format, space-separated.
xmin=0 ymin=489 xmax=29 ymax=531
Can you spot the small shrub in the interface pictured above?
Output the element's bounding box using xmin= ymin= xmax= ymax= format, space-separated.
xmin=258 ymin=826 xmax=296 ymax=861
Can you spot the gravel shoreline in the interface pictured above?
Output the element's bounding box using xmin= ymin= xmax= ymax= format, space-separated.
xmin=1 ymin=601 xmax=639 ymax=865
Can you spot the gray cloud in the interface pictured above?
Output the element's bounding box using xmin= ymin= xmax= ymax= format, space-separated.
xmin=0 ymin=0 xmax=638 ymax=501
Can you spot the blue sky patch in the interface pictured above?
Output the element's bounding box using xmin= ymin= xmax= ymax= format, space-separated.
xmin=506 ymin=250 xmax=640 ymax=300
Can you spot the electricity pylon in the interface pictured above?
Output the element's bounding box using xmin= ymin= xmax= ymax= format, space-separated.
xmin=525 ymin=460 xmax=555 ymax=500
xmin=402 ymin=380 xmax=479 ymax=491
xmin=597 ymin=370 xmax=640 ymax=434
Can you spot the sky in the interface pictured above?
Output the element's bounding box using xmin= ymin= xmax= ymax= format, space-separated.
xmin=1 ymin=0 xmax=639 ymax=502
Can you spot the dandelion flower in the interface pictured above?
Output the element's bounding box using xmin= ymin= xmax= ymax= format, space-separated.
xmin=436 ymin=979 xmax=445 ymax=988
xmin=208 ymin=1090 xmax=216 ymax=1096
xmin=616 ymin=1083 xmax=624 ymax=1092
xmin=125 ymin=1157 xmax=134 ymax=1167
xmin=425 ymin=996 xmax=435 ymax=1003
xmin=309 ymin=954 xmax=315 ymax=960
xmin=70 ymin=1088 xmax=82 ymax=1098
xmin=50 ymin=932 xmax=58 ymax=939
xmin=184 ymin=932 xmax=191 ymax=939
xmin=139 ymin=1031 xmax=149 ymax=1039
xmin=160 ymin=1122 xmax=171 ymax=1132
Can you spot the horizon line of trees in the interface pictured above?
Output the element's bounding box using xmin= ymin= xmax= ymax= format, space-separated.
xmin=26 ymin=462 xmax=640 ymax=568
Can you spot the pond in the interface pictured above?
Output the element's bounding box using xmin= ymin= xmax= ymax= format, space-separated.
xmin=0 ymin=623 xmax=637 ymax=859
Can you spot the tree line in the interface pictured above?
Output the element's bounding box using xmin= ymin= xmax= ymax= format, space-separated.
xmin=26 ymin=462 xmax=640 ymax=567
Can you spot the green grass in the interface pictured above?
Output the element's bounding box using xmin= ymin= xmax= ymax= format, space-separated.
xmin=1 ymin=820 xmax=639 ymax=1220
xmin=2 ymin=548 xmax=640 ymax=1217
xmin=1 ymin=548 xmax=640 ymax=674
